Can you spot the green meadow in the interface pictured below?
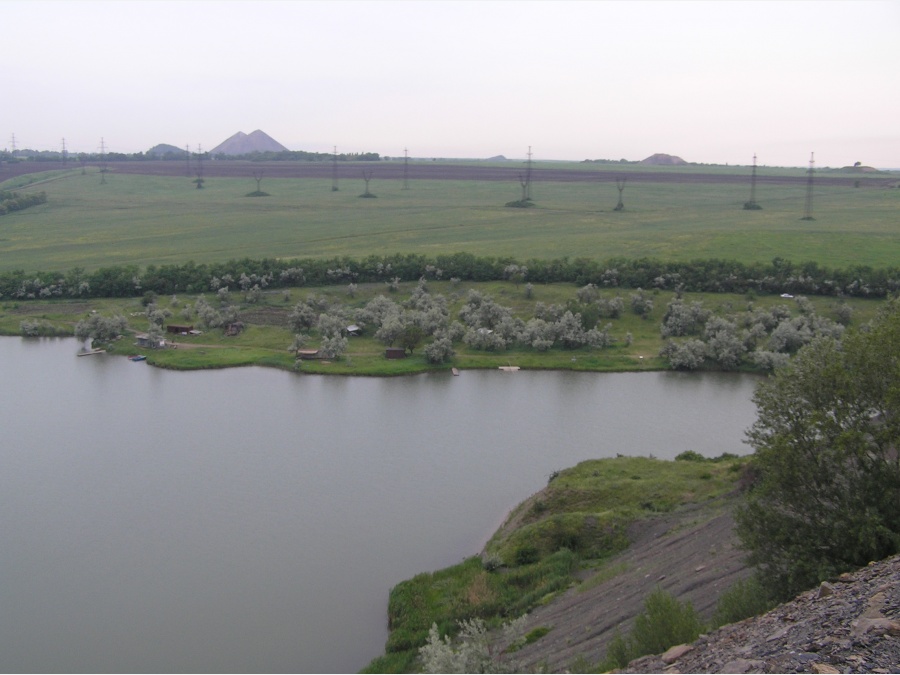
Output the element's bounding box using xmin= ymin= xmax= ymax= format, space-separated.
xmin=1 ymin=164 xmax=897 ymax=274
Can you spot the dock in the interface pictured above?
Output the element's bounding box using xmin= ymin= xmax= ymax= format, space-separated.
xmin=77 ymin=349 xmax=106 ymax=357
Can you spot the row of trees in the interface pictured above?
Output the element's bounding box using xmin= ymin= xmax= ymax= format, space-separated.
xmin=1 ymin=149 xmax=381 ymax=163
xmin=3 ymin=253 xmax=898 ymax=301
xmin=0 ymin=189 xmax=46 ymax=216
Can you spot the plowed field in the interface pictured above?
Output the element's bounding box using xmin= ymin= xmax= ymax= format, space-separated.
xmin=1 ymin=159 xmax=877 ymax=188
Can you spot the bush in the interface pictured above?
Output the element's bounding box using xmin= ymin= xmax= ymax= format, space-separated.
xmin=711 ymin=576 xmax=774 ymax=628
xmin=424 ymin=336 xmax=455 ymax=364
xmin=605 ymin=588 xmax=705 ymax=668
xmin=514 ymin=545 xmax=540 ymax=566
xmin=419 ymin=616 xmax=527 ymax=674
xmin=19 ymin=319 xmax=60 ymax=337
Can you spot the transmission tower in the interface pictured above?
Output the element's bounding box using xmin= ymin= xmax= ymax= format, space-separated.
xmin=9 ymin=133 xmax=17 ymax=156
xmin=801 ymin=152 xmax=815 ymax=221
xmin=185 ymin=144 xmax=191 ymax=177
xmin=525 ymin=145 xmax=533 ymax=200
xmin=61 ymin=137 xmax=68 ymax=165
xmin=99 ymin=137 xmax=108 ymax=184
xmin=331 ymin=146 xmax=339 ymax=192
xmin=402 ymin=147 xmax=409 ymax=190
xmin=744 ymin=153 xmax=762 ymax=210
xmin=614 ymin=177 xmax=626 ymax=211
xmin=194 ymin=143 xmax=205 ymax=188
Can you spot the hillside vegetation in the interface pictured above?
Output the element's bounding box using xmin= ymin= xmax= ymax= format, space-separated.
xmin=363 ymin=453 xmax=752 ymax=673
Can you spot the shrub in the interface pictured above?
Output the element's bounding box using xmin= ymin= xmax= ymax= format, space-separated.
xmin=19 ymin=319 xmax=59 ymax=337
xmin=711 ymin=576 xmax=774 ymax=628
xmin=605 ymin=588 xmax=705 ymax=668
xmin=419 ymin=616 xmax=527 ymax=674
xmin=424 ymin=336 xmax=455 ymax=364
xmin=514 ymin=545 xmax=540 ymax=566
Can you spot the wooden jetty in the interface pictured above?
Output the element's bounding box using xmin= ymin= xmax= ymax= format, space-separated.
xmin=77 ymin=349 xmax=106 ymax=357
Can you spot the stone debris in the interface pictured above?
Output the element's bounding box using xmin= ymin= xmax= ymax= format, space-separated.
xmin=623 ymin=554 xmax=900 ymax=673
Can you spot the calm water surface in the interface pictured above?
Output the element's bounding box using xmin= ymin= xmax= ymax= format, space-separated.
xmin=0 ymin=337 xmax=760 ymax=672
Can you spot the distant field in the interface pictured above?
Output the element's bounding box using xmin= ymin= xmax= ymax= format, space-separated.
xmin=0 ymin=161 xmax=897 ymax=274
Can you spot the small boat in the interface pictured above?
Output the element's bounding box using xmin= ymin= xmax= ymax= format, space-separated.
xmin=451 ymin=368 xmax=459 ymax=376
xmin=498 ymin=365 xmax=520 ymax=372
xmin=129 ymin=355 xmax=147 ymax=362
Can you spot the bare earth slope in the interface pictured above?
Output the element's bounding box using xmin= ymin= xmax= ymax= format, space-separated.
xmin=509 ymin=499 xmax=750 ymax=672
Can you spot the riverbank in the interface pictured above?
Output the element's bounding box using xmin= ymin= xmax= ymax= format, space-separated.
xmin=0 ymin=281 xmax=884 ymax=377
xmin=363 ymin=454 xmax=754 ymax=673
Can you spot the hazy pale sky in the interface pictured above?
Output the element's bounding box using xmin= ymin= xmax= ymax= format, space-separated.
xmin=5 ymin=0 xmax=899 ymax=167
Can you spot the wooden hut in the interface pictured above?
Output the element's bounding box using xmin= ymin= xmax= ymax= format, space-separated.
xmin=166 ymin=324 xmax=194 ymax=334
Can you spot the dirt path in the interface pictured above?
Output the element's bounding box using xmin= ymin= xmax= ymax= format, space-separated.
xmin=510 ymin=499 xmax=749 ymax=672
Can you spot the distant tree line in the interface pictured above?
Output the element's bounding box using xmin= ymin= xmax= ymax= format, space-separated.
xmin=2 ymin=149 xmax=381 ymax=163
xmin=0 ymin=190 xmax=47 ymax=216
xmin=1 ymin=253 xmax=897 ymax=301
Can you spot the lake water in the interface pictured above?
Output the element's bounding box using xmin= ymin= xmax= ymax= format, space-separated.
xmin=0 ymin=337 xmax=760 ymax=673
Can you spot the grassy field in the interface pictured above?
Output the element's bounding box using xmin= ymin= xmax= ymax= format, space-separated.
xmin=1 ymin=165 xmax=897 ymax=274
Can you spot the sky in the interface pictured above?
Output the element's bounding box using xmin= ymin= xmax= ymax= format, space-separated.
xmin=4 ymin=0 xmax=899 ymax=167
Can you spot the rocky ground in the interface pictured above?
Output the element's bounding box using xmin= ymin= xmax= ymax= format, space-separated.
xmin=623 ymin=554 xmax=900 ymax=674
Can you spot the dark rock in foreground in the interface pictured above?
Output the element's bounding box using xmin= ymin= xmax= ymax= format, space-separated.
xmin=623 ymin=554 xmax=900 ymax=674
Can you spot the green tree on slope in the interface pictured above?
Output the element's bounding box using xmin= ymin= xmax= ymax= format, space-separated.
xmin=736 ymin=298 xmax=900 ymax=600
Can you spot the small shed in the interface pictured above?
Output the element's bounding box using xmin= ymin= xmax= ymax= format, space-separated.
xmin=297 ymin=349 xmax=323 ymax=360
xmin=135 ymin=334 xmax=166 ymax=349
xmin=346 ymin=324 xmax=362 ymax=336
xmin=166 ymin=324 xmax=194 ymax=334
xmin=385 ymin=347 xmax=407 ymax=359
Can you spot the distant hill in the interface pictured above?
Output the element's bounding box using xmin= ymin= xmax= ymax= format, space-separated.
xmin=210 ymin=130 xmax=288 ymax=156
xmin=840 ymin=164 xmax=880 ymax=173
xmin=641 ymin=153 xmax=687 ymax=166
xmin=146 ymin=143 xmax=185 ymax=157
